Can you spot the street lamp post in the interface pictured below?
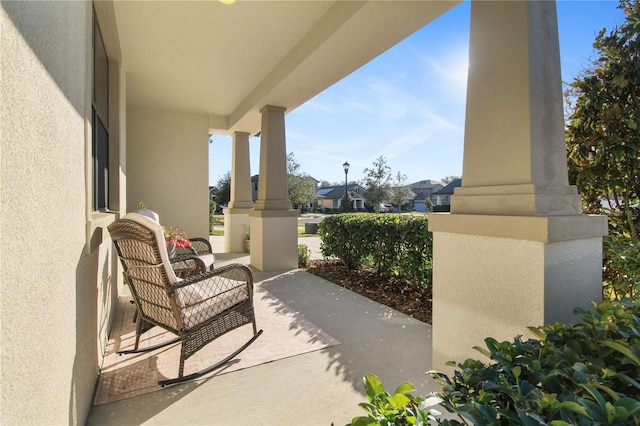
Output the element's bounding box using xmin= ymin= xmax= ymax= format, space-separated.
xmin=343 ymin=161 xmax=350 ymax=212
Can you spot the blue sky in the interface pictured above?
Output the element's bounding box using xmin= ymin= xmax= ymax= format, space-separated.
xmin=209 ymin=0 xmax=627 ymax=187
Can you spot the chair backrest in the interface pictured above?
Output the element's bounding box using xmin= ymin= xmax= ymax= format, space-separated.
xmin=108 ymin=212 xmax=182 ymax=331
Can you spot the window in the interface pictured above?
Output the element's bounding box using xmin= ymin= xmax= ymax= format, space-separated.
xmin=93 ymin=9 xmax=109 ymax=211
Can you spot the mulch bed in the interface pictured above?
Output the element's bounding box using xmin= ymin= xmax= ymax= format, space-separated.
xmin=302 ymin=259 xmax=432 ymax=324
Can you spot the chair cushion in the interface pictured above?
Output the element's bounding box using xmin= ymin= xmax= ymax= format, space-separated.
xmin=122 ymin=212 xmax=179 ymax=284
xmin=197 ymin=253 xmax=215 ymax=270
xmin=134 ymin=208 xmax=160 ymax=223
xmin=176 ymin=278 xmax=249 ymax=329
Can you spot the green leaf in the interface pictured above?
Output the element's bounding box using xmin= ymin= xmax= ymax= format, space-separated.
xmin=420 ymin=396 xmax=443 ymax=410
xmin=527 ymin=326 xmax=546 ymax=340
xmin=559 ymin=401 xmax=592 ymax=419
xmin=358 ymin=402 xmax=378 ymax=418
xmin=578 ymin=384 xmax=608 ymax=410
xmin=515 ymin=406 xmax=543 ymax=426
xmin=472 ymin=346 xmax=491 ymax=358
xmin=616 ymin=372 xmax=640 ymax=390
xmin=591 ymin=383 xmax=621 ymax=402
xmin=388 ymin=393 xmax=410 ymax=409
xmin=350 ymin=416 xmax=380 ymax=426
xmin=512 ymin=366 xmax=522 ymax=378
xmin=600 ymin=340 xmax=640 ymax=366
xmin=394 ymin=382 xmax=416 ymax=395
xmin=615 ymin=397 xmax=640 ymax=418
xmin=363 ymin=375 xmax=385 ymax=400
xmin=612 ymin=73 xmax=628 ymax=86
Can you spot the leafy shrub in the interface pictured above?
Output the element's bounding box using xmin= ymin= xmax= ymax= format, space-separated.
xmin=209 ymin=200 xmax=217 ymax=234
xmin=351 ymin=299 xmax=640 ymax=425
xmin=428 ymin=298 xmax=640 ymax=425
xmin=348 ymin=374 xmax=441 ymax=426
xmin=318 ymin=213 xmax=432 ymax=286
xmin=603 ymin=235 xmax=640 ymax=300
xmin=298 ymin=244 xmax=310 ymax=267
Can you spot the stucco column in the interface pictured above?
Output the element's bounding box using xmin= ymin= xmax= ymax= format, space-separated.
xmin=429 ymin=1 xmax=607 ymax=371
xmin=249 ymin=105 xmax=298 ymax=271
xmin=224 ymin=131 xmax=254 ymax=253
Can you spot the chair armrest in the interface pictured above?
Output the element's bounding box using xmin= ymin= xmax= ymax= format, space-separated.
xmin=187 ymin=237 xmax=213 ymax=256
xmin=175 ymin=246 xmax=197 ymax=256
xmin=175 ymin=238 xmax=214 ymax=271
xmin=170 ymin=255 xmax=207 ymax=278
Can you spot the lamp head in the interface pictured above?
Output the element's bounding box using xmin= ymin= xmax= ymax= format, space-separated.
xmin=343 ymin=161 xmax=350 ymax=173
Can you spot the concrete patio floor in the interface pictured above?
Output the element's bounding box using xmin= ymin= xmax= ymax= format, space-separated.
xmin=86 ymin=236 xmax=438 ymax=425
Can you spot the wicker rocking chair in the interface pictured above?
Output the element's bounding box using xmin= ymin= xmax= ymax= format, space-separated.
xmin=136 ymin=208 xmax=215 ymax=272
xmin=108 ymin=212 xmax=262 ymax=387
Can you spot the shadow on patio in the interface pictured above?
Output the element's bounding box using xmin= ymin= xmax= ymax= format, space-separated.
xmin=87 ymin=240 xmax=436 ymax=425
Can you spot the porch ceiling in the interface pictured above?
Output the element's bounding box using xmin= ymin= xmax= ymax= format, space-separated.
xmin=112 ymin=0 xmax=460 ymax=135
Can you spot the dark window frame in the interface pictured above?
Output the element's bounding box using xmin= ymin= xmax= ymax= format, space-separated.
xmin=92 ymin=8 xmax=109 ymax=211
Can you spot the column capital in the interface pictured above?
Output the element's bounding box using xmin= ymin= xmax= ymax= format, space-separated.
xmin=259 ymin=105 xmax=287 ymax=114
xmin=227 ymin=201 xmax=254 ymax=209
xmin=451 ymin=183 xmax=582 ymax=216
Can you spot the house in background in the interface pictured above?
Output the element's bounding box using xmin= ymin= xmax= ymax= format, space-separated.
xmin=316 ymin=184 xmax=366 ymax=211
xmin=410 ymin=179 xmax=444 ymax=212
xmin=252 ymin=174 xmax=320 ymax=211
xmin=433 ymin=178 xmax=463 ymax=208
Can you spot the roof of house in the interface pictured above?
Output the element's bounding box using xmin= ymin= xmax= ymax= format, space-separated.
xmin=432 ymin=178 xmax=462 ymax=195
xmin=252 ymin=174 xmax=319 ymax=182
xmin=410 ymin=179 xmax=444 ymax=189
xmin=317 ymin=184 xmax=365 ymax=200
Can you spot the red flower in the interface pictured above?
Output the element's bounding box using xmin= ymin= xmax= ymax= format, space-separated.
xmin=163 ymin=226 xmax=192 ymax=248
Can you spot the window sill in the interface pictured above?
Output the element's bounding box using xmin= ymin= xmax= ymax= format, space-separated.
xmin=88 ymin=210 xmax=120 ymax=253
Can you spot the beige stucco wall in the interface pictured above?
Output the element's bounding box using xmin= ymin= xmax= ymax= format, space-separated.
xmin=431 ymin=227 xmax=605 ymax=371
xmin=1 ymin=2 xmax=101 ymax=424
xmin=127 ymin=105 xmax=210 ymax=239
xmin=249 ymin=210 xmax=299 ymax=271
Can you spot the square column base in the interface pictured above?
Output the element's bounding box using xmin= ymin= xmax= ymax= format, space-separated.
xmin=223 ymin=208 xmax=252 ymax=253
xmin=429 ymin=213 xmax=606 ymax=373
xmin=249 ymin=209 xmax=299 ymax=271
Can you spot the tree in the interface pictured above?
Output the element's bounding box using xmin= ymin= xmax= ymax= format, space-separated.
xmin=388 ymin=171 xmax=413 ymax=211
xmin=441 ymin=175 xmax=460 ymax=185
xmin=211 ymin=170 xmax=231 ymax=207
xmin=566 ymin=0 xmax=640 ymax=299
xmin=287 ymin=152 xmax=317 ymax=211
xmin=566 ymin=0 xmax=640 ymax=242
xmin=286 ymin=152 xmax=301 ymax=176
xmin=362 ymin=156 xmax=392 ymax=213
xmin=425 ymin=197 xmax=434 ymax=212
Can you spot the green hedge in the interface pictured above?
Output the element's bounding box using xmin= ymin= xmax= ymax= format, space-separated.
xmin=603 ymin=235 xmax=640 ymax=300
xmin=209 ymin=200 xmax=217 ymax=234
xmin=318 ymin=213 xmax=432 ymax=286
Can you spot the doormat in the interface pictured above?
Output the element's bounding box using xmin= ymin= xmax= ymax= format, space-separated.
xmin=94 ymin=286 xmax=340 ymax=405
